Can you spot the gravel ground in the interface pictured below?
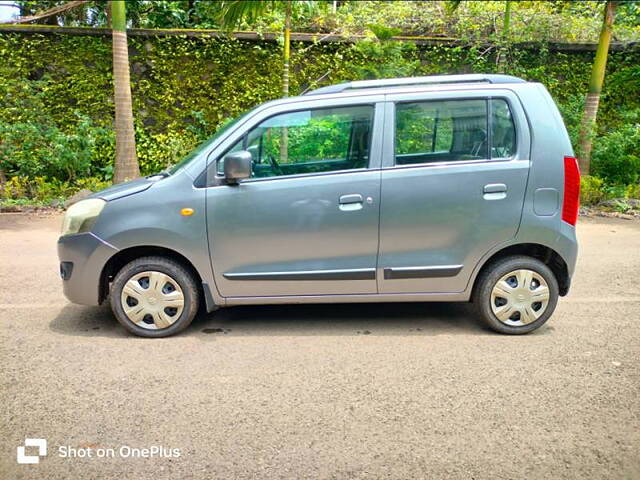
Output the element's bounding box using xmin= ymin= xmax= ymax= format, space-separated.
xmin=1 ymin=213 xmax=639 ymax=479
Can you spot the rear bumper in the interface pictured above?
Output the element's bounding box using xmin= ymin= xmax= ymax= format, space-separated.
xmin=57 ymin=232 xmax=118 ymax=306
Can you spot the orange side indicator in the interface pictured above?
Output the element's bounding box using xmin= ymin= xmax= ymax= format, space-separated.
xmin=181 ymin=208 xmax=195 ymax=216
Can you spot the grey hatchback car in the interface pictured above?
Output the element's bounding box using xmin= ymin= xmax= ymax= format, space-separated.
xmin=58 ymin=74 xmax=580 ymax=338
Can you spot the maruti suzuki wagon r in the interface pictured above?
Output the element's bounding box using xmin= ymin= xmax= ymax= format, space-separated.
xmin=58 ymin=74 xmax=580 ymax=338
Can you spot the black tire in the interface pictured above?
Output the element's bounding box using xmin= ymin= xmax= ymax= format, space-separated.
xmin=110 ymin=256 xmax=200 ymax=338
xmin=473 ymin=255 xmax=559 ymax=334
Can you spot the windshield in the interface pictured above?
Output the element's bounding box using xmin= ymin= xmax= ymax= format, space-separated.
xmin=167 ymin=109 xmax=253 ymax=175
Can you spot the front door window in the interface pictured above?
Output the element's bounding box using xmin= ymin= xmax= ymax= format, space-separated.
xmin=219 ymin=105 xmax=374 ymax=178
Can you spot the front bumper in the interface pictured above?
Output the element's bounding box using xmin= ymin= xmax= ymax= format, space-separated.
xmin=57 ymin=232 xmax=118 ymax=305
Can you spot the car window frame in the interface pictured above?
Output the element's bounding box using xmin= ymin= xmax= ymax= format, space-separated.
xmin=382 ymin=89 xmax=526 ymax=170
xmin=200 ymin=100 xmax=383 ymax=187
xmin=394 ymin=97 xmax=491 ymax=165
xmin=488 ymin=97 xmax=518 ymax=161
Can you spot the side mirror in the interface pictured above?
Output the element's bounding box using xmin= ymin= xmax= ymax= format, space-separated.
xmin=223 ymin=150 xmax=252 ymax=184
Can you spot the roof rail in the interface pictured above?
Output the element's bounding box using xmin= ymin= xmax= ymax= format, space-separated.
xmin=304 ymin=74 xmax=526 ymax=96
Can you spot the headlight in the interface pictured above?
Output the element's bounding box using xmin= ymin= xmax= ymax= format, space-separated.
xmin=61 ymin=198 xmax=106 ymax=236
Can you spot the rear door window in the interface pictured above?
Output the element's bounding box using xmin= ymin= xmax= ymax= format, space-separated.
xmin=490 ymin=99 xmax=516 ymax=158
xmin=394 ymin=98 xmax=516 ymax=165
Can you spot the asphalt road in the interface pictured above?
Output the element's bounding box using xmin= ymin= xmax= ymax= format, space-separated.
xmin=1 ymin=213 xmax=639 ymax=479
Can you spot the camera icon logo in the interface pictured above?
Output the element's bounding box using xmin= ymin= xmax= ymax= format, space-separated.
xmin=17 ymin=439 xmax=47 ymax=464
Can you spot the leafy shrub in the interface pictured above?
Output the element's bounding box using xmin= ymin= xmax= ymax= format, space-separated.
xmin=0 ymin=176 xmax=110 ymax=204
xmin=580 ymin=176 xmax=606 ymax=205
xmin=625 ymin=182 xmax=640 ymax=199
xmin=557 ymin=95 xmax=585 ymax=155
xmin=579 ymin=175 xmax=640 ymax=206
xmin=591 ymin=121 xmax=640 ymax=185
xmin=351 ymin=37 xmax=419 ymax=80
xmin=135 ymin=127 xmax=203 ymax=175
xmin=74 ymin=177 xmax=111 ymax=193
xmin=0 ymin=77 xmax=113 ymax=181
xmin=0 ymin=114 xmax=107 ymax=181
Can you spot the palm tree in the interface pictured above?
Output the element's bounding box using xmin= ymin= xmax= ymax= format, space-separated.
xmin=216 ymin=0 xmax=318 ymax=98
xmin=111 ymin=0 xmax=139 ymax=183
xmin=578 ymin=1 xmax=618 ymax=174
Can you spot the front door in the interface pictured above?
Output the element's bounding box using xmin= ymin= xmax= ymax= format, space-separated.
xmin=206 ymin=103 xmax=382 ymax=298
xmin=378 ymin=91 xmax=531 ymax=294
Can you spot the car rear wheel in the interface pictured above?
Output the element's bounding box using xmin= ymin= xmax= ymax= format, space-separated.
xmin=110 ymin=256 xmax=199 ymax=338
xmin=474 ymin=255 xmax=559 ymax=334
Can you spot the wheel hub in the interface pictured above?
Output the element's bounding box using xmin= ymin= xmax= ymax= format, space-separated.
xmin=490 ymin=269 xmax=550 ymax=327
xmin=120 ymin=271 xmax=184 ymax=330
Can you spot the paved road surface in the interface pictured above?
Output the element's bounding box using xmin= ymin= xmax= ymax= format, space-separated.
xmin=1 ymin=213 xmax=639 ymax=479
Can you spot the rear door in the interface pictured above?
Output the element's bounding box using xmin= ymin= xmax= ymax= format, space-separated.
xmin=378 ymin=89 xmax=531 ymax=294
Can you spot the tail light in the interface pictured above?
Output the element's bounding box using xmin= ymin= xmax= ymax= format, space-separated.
xmin=562 ymin=156 xmax=580 ymax=226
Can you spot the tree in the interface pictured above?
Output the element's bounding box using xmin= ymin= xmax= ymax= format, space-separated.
xmin=216 ymin=0 xmax=319 ymax=98
xmin=447 ymin=0 xmax=512 ymax=38
xmin=110 ymin=0 xmax=139 ymax=183
xmin=578 ymin=1 xmax=618 ymax=175
xmin=1 ymin=1 xmax=88 ymax=25
xmin=447 ymin=0 xmax=513 ymax=72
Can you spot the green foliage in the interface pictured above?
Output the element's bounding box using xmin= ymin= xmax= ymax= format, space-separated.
xmin=591 ymin=121 xmax=640 ymax=185
xmin=0 ymin=76 xmax=109 ymax=180
xmin=579 ymin=175 xmax=640 ymax=206
xmin=556 ymin=94 xmax=585 ymax=154
xmin=0 ymin=30 xmax=639 ymax=203
xmin=351 ymin=39 xmax=418 ymax=80
xmin=625 ymin=182 xmax=640 ymax=199
xmin=135 ymin=126 xmax=204 ymax=173
xmin=12 ymin=1 xmax=639 ymax=43
xmin=350 ymin=23 xmax=419 ymax=80
xmin=580 ymin=175 xmax=606 ymax=205
xmin=257 ymin=107 xmax=368 ymax=168
xmin=309 ymin=1 xmax=640 ymax=43
xmin=0 ymin=175 xmax=110 ymax=205
xmin=367 ymin=24 xmax=403 ymax=41
xmin=214 ymin=0 xmax=322 ymax=35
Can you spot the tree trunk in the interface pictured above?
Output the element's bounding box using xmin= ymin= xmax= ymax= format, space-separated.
xmin=111 ymin=0 xmax=139 ymax=183
xmin=503 ymin=0 xmax=511 ymax=39
xmin=283 ymin=1 xmax=291 ymax=98
xmin=578 ymin=1 xmax=617 ymax=175
xmin=280 ymin=1 xmax=292 ymax=163
xmin=497 ymin=1 xmax=511 ymax=73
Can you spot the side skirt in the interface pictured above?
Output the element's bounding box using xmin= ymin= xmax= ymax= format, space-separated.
xmin=223 ymin=291 xmax=471 ymax=306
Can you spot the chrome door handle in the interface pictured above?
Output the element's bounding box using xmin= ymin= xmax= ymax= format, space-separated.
xmin=483 ymin=183 xmax=507 ymax=200
xmin=483 ymin=183 xmax=507 ymax=193
xmin=339 ymin=194 xmax=363 ymax=204
xmin=339 ymin=194 xmax=364 ymax=211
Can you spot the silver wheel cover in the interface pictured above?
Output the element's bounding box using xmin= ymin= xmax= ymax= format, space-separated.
xmin=120 ymin=271 xmax=185 ymax=330
xmin=490 ymin=269 xmax=550 ymax=326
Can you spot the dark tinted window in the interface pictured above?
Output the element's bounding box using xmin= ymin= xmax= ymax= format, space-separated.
xmin=395 ymin=99 xmax=488 ymax=165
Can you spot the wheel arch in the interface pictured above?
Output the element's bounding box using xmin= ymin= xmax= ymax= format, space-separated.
xmin=99 ymin=245 xmax=204 ymax=305
xmin=471 ymin=243 xmax=570 ymax=297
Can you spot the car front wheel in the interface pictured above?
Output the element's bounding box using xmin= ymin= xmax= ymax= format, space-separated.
xmin=110 ymin=256 xmax=199 ymax=338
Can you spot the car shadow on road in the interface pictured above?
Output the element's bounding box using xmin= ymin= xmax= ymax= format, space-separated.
xmin=49 ymin=301 xmax=506 ymax=338
xmin=197 ymin=302 xmax=494 ymax=337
